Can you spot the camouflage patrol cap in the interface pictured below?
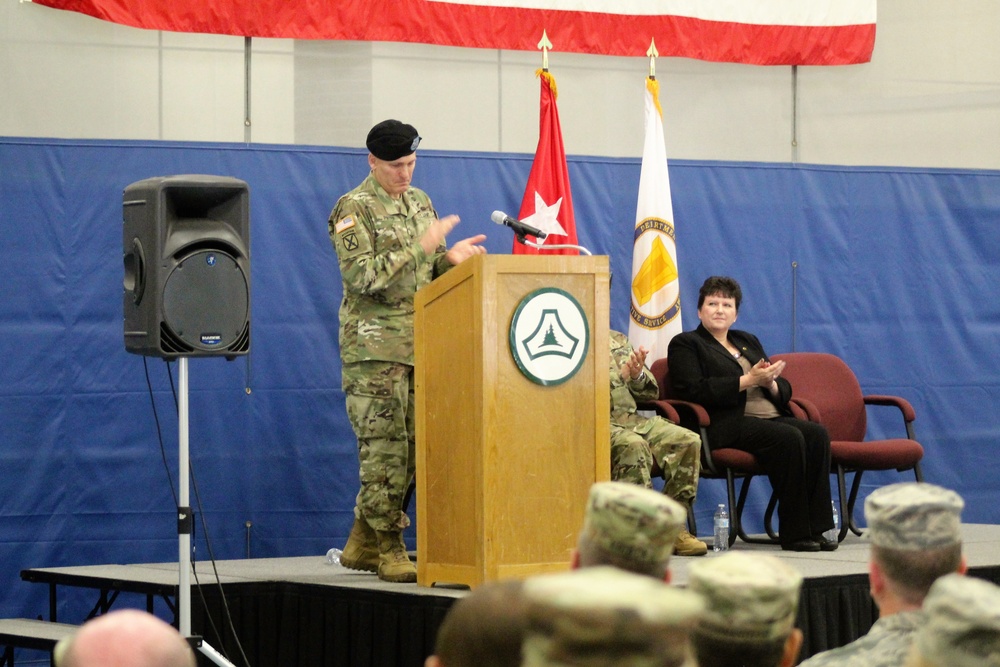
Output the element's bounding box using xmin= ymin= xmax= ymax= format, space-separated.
xmin=863 ymin=482 xmax=964 ymax=550
xmin=366 ymin=119 xmax=421 ymax=161
xmin=582 ymin=481 xmax=687 ymax=567
xmin=913 ymin=573 xmax=1000 ymax=667
xmin=687 ymin=551 xmax=803 ymax=643
xmin=521 ymin=566 xmax=704 ymax=667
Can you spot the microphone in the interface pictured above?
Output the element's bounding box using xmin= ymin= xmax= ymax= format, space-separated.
xmin=491 ymin=210 xmax=547 ymax=240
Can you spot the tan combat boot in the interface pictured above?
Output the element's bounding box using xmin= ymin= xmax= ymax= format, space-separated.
xmin=674 ymin=529 xmax=708 ymax=557
xmin=340 ymin=516 xmax=379 ymax=573
xmin=375 ymin=530 xmax=417 ymax=583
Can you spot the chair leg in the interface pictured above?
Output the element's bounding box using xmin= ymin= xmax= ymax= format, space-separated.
xmin=687 ymin=503 xmax=698 ymax=537
xmin=836 ymin=464 xmax=850 ymax=543
xmin=734 ymin=474 xmax=752 ymax=544
xmin=846 ymin=469 xmax=866 ymax=536
xmin=726 ymin=470 xmax=740 ymax=547
xmin=763 ymin=491 xmax=779 ymax=541
xmin=735 ymin=476 xmax=781 ymax=545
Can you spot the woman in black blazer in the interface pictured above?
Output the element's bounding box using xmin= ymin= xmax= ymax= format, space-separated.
xmin=668 ymin=276 xmax=836 ymax=552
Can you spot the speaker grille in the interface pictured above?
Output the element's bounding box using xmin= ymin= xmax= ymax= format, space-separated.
xmin=162 ymin=250 xmax=249 ymax=354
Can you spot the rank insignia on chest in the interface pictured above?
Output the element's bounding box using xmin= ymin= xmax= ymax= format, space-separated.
xmin=335 ymin=215 xmax=356 ymax=234
xmin=342 ymin=231 xmax=359 ymax=251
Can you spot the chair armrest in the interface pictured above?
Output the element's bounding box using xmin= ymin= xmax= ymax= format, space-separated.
xmin=790 ymin=397 xmax=822 ymax=423
xmin=640 ymin=398 xmax=711 ymax=442
xmin=864 ymin=395 xmax=916 ymax=422
xmin=637 ymin=399 xmax=681 ymax=424
xmin=664 ymin=399 xmax=711 ymax=429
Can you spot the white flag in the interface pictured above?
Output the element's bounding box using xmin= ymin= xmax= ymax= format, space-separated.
xmin=628 ymin=77 xmax=682 ymax=363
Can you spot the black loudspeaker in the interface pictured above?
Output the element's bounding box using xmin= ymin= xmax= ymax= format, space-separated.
xmin=123 ymin=175 xmax=250 ymax=358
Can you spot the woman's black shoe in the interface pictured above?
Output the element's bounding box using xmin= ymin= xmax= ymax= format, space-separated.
xmin=781 ymin=539 xmax=821 ymax=552
xmin=813 ymin=535 xmax=839 ymax=551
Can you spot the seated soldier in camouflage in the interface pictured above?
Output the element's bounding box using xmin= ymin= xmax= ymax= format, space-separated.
xmin=609 ymin=329 xmax=706 ymax=556
xmin=799 ymin=482 xmax=967 ymax=667
xmin=904 ymin=573 xmax=1000 ymax=667
xmin=688 ymin=551 xmax=805 ymax=667
xmin=520 ymin=566 xmax=704 ymax=667
xmin=572 ymin=481 xmax=686 ymax=581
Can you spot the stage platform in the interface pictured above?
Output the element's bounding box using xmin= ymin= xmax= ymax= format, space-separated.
xmin=7 ymin=524 xmax=1000 ymax=667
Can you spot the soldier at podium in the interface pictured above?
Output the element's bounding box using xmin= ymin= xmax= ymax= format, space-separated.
xmin=609 ymin=330 xmax=707 ymax=556
xmin=327 ymin=119 xmax=487 ymax=583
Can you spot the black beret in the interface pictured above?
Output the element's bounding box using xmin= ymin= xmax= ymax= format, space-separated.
xmin=366 ymin=119 xmax=421 ymax=161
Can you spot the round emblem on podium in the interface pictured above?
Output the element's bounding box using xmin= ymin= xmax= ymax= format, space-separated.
xmin=508 ymin=287 xmax=590 ymax=386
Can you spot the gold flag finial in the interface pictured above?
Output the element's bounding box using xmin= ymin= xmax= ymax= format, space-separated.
xmin=646 ymin=39 xmax=659 ymax=79
xmin=538 ymin=30 xmax=553 ymax=71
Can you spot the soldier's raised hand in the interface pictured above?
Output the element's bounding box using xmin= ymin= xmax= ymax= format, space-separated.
xmin=446 ymin=234 xmax=488 ymax=265
xmin=419 ymin=214 xmax=461 ymax=255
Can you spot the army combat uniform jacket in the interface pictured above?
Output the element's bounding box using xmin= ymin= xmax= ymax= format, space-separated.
xmin=609 ymin=329 xmax=659 ymax=428
xmin=798 ymin=610 xmax=925 ymax=667
xmin=328 ymin=173 xmax=452 ymax=366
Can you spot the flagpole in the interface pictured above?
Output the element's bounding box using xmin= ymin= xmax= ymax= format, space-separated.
xmin=647 ymin=38 xmax=658 ymax=79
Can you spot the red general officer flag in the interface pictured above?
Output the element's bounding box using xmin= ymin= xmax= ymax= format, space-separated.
xmin=513 ymin=69 xmax=578 ymax=256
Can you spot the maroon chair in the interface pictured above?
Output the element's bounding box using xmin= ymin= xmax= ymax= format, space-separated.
xmin=771 ymin=352 xmax=924 ymax=541
xmin=640 ymin=358 xmax=779 ymax=546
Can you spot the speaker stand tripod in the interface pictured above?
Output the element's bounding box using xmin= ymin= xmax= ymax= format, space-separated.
xmin=177 ymin=357 xmax=238 ymax=667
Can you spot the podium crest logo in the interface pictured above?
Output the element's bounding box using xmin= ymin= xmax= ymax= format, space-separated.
xmin=509 ymin=287 xmax=590 ymax=386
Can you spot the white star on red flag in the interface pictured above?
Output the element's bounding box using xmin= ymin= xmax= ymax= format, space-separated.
xmin=522 ymin=193 xmax=568 ymax=238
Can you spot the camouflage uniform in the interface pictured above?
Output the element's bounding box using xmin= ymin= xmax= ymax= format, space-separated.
xmin=521 ymin=566 xmax=704 ymax=667
xmin=800 ymin=482 xmax=966 ymax=667
xmin=578 ymin=481 xmax=687 ymax=576
xmin=328 ymin=172 xmax=452 ymax=532
xmin=914 ymin=573 xmax=1000 ymax=667
xmin=799 ymin=612 xmax=926 ymax=667
xmin=688 ymin=551 xmax=803 ymax=667
xmin=609 ymin=330 xmax=701 ymax=506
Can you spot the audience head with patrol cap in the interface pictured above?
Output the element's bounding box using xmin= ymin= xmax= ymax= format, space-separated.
xmin=365 ymin=119 xmax=422 ymax=198
xmin=903 ymin=572 xmax=1000 ymax=667
xmin=53 ymin=609 xmax=195 ymax=667
xmin=687 ymin=551 xmax=804 ymax=667
xmin=520 ymin=566 xmax=704 ymax=667
xmin=864 ymin=482 xmax=967 ymax=611
xmin=573 ymin=481 xmax=687 ymax=581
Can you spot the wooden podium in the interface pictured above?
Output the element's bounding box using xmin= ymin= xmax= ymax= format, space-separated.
xmin=414 ymin=254 xmax=610 ymax=588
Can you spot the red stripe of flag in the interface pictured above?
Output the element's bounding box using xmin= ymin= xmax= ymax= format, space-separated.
xmin=32 ymin=0 xmax=875 ymax=65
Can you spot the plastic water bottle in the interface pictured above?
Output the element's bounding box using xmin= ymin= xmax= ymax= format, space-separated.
xmin=824 ymin=501 xmax=840 ymax=543
xmin=325 ymin=548 xmax=343 ymax=566
xmin=713 ymin=504 xmax=730 ymax=552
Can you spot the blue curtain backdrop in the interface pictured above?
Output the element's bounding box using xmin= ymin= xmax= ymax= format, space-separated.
xmin=1 ymin=137 xmax=998 ymax=622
